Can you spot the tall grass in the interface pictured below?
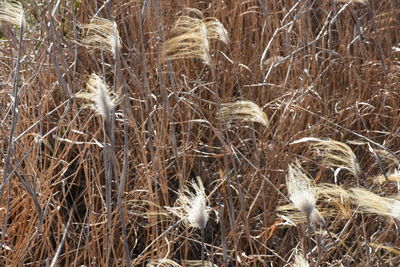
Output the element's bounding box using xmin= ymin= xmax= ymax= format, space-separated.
xmin=0 ymin=0 xmax=399 ymax=266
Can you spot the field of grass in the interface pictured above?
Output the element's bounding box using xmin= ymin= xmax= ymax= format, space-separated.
xmin=0 ymin=0 xmax=399 ymax=266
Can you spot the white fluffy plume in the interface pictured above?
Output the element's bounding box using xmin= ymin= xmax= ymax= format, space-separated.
xmin=0 ymin=1 xmax=25 ymax=27
xmin=77 ymin=73 xmax=116 ymax=119
xmin=168 ymin=177 xmax=209 ymax=230
xmin=286 ymin=161 xmax=324 ymax=225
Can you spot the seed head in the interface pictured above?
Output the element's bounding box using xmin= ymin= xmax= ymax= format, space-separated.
xmin=0 ymin=1 xmax=25 ymax=28
xmin=351 ymin=187 xmax=400 ymax=220
xmin=217 ymin=100 xmax=269 ymax=127
xmin=286 ymin=161 xmax=324 ymax=224
xmin=169 ymin=177 xmax=210 ymax=230
xmin=83 ymin=16 xmax=121 ymax=58
xmin=77 ymin=73 xmax=116 ymax=119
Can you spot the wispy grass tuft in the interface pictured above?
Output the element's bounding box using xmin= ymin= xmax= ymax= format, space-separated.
xmin=146 ymin=259 xmax=182 ymax=267
xmin=77 ymin=73 xmax=117 ymax=119
xmin=351 ymin=187 xmax=400 ymax=220
xmin=0 ymin=1 xmax=25 ymax=27
xmin=292 ymin=252 xmax=309 ymax=267
xmin=335 ymin=0 xmax=367 ymax=4
xmin=217 ymin=100 xmax=269 ymax=127
xmin=291 ymin=137 xmax=362 ymax=178
xmin=161 ymin=11 xmax=228 ymax=65
xmin=83 ymin=16 xmax=121 ymax=58
xmin=170 ymin=177 xmax=209 ymax=230
xmin=167 ymin=177 xmax=209 ymax=267
xmin=286 ymin=161 xmax=324 ymax=225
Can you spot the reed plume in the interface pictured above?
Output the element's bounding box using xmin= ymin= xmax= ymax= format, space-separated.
xmin=161 ymin=10 xmax=228 ymax=65
xmin=83 ymin=16 xmax=121 ymax=58
xmin=351 ymin=187 xmax=400 ymax=219
xmin=286 ymin=161 xmax=324 ymax=225
xmin=291 ymin=137 xmax=361 ymax=178
xmin=146 ymin=259 xmax=182 ymax=267
xmin=167 ymin=177 xmax=209 ymax=267
xmin=0 ymin=1 xmax=25 ymax=27
xmin=217 ymin=100 xmax=269 ymax=127
xmin=335 ymin=0 xmax=367 ymax=3
xmin=292 ymin=252 xmax=309 ymax=267
xmin=77 ymin=73 xmax=117 ymax=119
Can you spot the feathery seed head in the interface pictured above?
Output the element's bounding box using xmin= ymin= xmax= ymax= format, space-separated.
xmin=203 ymin=18 xmax=229 ymax=44
xmin=292 ymin=253 xmax=309 ymax=267
xmin=286 ymin=161 xmax=317 ymax=218
xmin=0 ymin=1 xmax=25 ymax=28
xmin=161 ymin=10 xmax=228 ymax=65
xmin=376 ymin=170 xmax=400 ymax=184
xmin=335 ymin=0 xmax=367 ymax=3
xmin=390 ymin=201 xmax=400 ymax=219
xmin=83 ymin=17 xmax=121 ymax=58
xmin=351 ymin=187 xmax=400 ymax=219
xmin=146 ymin=259 xmax=181 ymax=267
xmin=77 ymin=73 xmax=116 ymax=119
xmin=170 ymin=177 xmax=209 ymax=230
xmin=217 ymin=100 xmax=269 ymax=127
xmin=291 ymin=137 xmax=361 ymax=177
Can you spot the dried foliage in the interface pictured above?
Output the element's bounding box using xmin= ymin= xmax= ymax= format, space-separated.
xmin=292 ymin=253 xmax=309 ymax=267
xmin=0 ymin=0 xmax=399 ymax=266
xmin=351 ymin=187 xmax=400 ymax=219
xmin=291 ymin=138 xmax=362 ymax=178
xmin=217 ymin=100 xmax=269 ymax=127
xmin=83 ymin=16 xmax=121 ymax=58
xmin=161 ymin=11 xmax=228 ymax=65
xmin=167 ymin=177 xmax=209 ymax=230
xmin=0 ymin=1 xmax=25 ymax=27
xmin=77 ymin=73 xmax=117 ymax=119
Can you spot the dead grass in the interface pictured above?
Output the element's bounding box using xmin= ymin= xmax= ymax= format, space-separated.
xmin=0 ymin=0 xmax=399 ymax=266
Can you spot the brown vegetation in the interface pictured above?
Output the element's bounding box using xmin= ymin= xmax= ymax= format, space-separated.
xmin=0 ymin=0 xmax=399 ymax=266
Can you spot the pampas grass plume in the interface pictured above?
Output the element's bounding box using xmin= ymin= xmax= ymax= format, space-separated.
xmin=292 ymin=253 xmax=309 ymax=267
xmin=161 ymin=10 xmax=228 ymax=65
xmin=77 ymin=73 xmax=116 ymax=119
xmin=286 ymin=161 xmax=324 ymax=225
xmin=351 ymin=187 xmax=400 ymax=219
xmin=146 ymin=259 xmax=182 ymax=267
xmin=335 ymin=0 xmax=367 ymax=3
xmin=291 ymin=137 xmax=361 ymax=178
xmin=217 ymin=100 xmax=269 ymax=127
xmin=83 ymin=16 xmax=121 ymax=58
xmin=0 ymin=1 xmax=25 ymax=27
xmin=177 ymin=177 xmax=209 ymax=230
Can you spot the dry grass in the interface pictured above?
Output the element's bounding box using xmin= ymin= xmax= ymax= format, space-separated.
xmin=0 ymin=0 xmax=399 ymax=266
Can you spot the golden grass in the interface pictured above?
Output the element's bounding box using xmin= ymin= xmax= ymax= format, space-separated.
xmin=0 ymin=1 xmax=25 ymax=28
xmin=0 ymin=0 xmax=399 ymax=266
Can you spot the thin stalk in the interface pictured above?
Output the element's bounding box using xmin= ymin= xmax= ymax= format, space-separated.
xmin=201 ymin=227 xmax=205 ymax=267
xmin=103 ymin=110 xmax=115 ymax=266
xmin=0 ymin=21 xmax=25 ymax=246
xmin=113 ymin=18 xmax=131 ymax=266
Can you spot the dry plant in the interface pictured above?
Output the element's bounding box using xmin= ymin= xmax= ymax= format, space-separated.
xmin=146 ymin=259 xmax=182 ymax=267
xmin=335 ymin=0 xmax=368 ymax=3
xmin=217 ymin=100 xmax=269 ymax=127
xmin=1 ymin=0 xmax=400 ymax=266
xmin=376 ymin=170 xmax=400 ymax=184
xmin=76 ymin=73 xmax=117 ymax=119
xmin=82 ymin=16 xmax=121 ymax=58
xmin=291 ymin=252 xmax=309 ymax=267
xmin=291 ymin=137 xmax=362 ymax=178
xmin=351 ymin=188 xmax=400 ymax=220
xmin=286 ymin=161 xmax=324 ymax=225
xmin=167 ymin=177 xmax=209 ymax=267
xmin=161 ymin=11 xmax=228 ymax=65
xmin=77 ymin=73 xmax=118 ymax=265
xmin=0 ymin=1 xmax=25 ymax=27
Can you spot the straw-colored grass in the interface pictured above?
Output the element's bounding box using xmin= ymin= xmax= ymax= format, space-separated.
xmin=0 ymin=0 xmax=399 ymax=266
